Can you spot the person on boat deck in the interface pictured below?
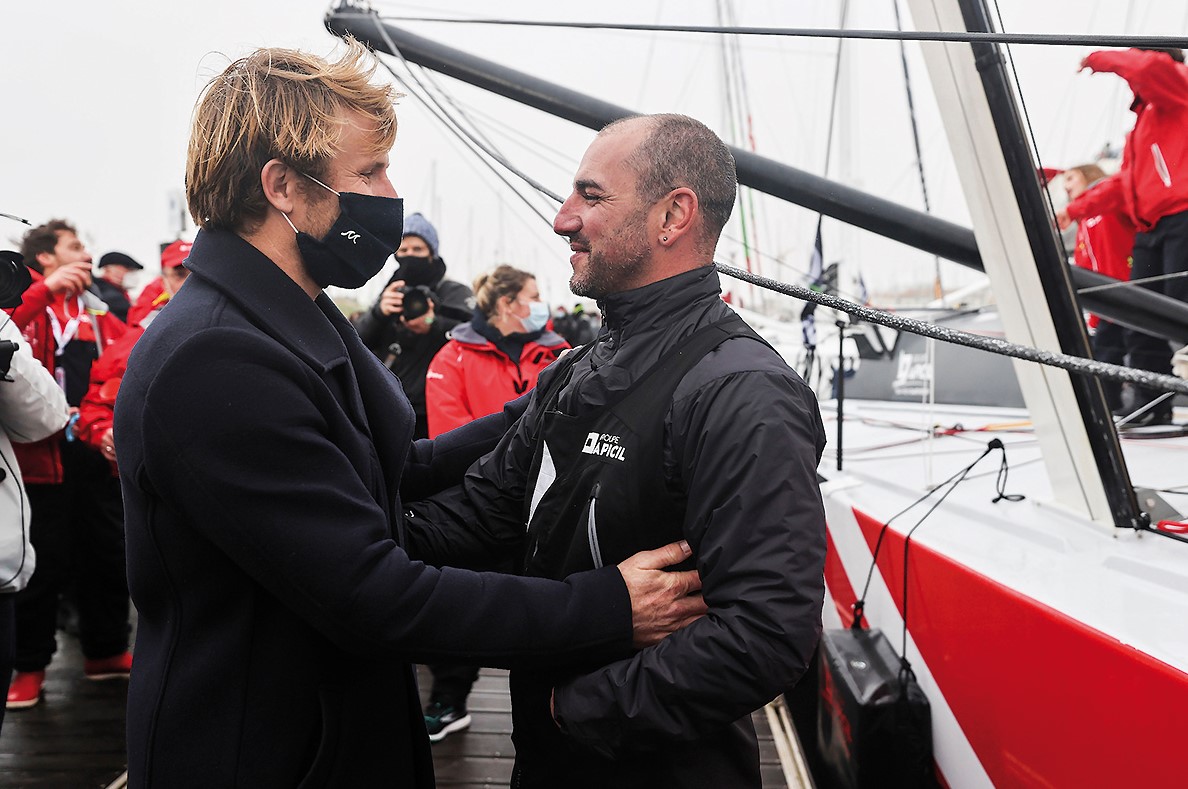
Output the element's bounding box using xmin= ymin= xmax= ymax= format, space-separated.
xmin=93 ymin=251 xmax=141 ymax=323
xmin=406 ymin=113 xmax=828 ymax=789
xmin=1058 ymin=47 xmax=1188 ymax=425
xmin=74 ymin=240 xmax=193 ymax=470
xmin=113 ymin=42 xmax=705 ymax=789
xmin=1061 ymin=163 xmax=1136 ymax=412
xmin=420 ymin=264 xmax=569 ymax=741
xmin=352 ymin=212 xmax=474 ymax=440
xmin=5 ymin=220 xmax=132 ymax=712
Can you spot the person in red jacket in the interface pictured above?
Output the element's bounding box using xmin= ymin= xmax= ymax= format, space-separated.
xmin=426 ymin=265 xmax=569 ymax=438
xmin=420 ymin=264 xmax=569 ymax=740
xmin=125 ymin=240 xmax=192 ymax=328
xmin=76 ymin=241 xmax=192 ymax=466
xmin=1058 ymin=48 xmax=1188 ymax=424
xmin=6 ymin=219 xmax=132 ymax=710
xmin=1062 ymin=163 xmax=1136 ymax=411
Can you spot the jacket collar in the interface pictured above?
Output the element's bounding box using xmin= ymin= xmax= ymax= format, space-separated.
xmin=184 ymin=229 xmax=348 ymax=373
xmin=598 ymin=265 xmax=722 ymax=337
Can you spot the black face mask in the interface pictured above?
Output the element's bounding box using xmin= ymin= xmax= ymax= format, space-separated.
xmin=393 ymin=254 xmax=437 ymax=288
xmin=284 ymin=174 xmax=404 ymax=289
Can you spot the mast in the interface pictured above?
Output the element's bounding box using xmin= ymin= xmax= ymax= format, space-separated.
xmin=324 ymin=3 xmax=1188 ymax=346
xmin=904 ymin=0 xmax=1140 ymax=528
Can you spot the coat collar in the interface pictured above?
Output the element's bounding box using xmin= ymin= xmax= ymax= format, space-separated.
xmin=598 ymin=265 xmax=722 ymax=336
xmin=184 ymin=229 xmax=348 ymax=373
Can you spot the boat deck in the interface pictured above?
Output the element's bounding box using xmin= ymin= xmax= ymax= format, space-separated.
xmin=1 ymin=631 xmax=792 ymax=788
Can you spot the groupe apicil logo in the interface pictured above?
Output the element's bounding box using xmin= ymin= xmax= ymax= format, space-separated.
xmin=580 ymin=432 xmax=627 ymax=461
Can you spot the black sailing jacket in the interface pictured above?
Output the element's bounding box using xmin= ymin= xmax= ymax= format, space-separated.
xmin=409 ymin=265 xmax=828 ymax=788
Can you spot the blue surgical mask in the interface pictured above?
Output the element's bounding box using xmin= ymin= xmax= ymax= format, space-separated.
xmin=282 ymin=173 xmax=404 ymax=289
xmin=522 ymin=300 xmax=550 ymax=333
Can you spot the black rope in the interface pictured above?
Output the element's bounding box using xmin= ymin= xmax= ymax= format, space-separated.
xmin=852 ymin=440 xmax=999 ymax=629
xmin=990 ymin=437 xmax=1026 ymax=503
xmin=715 ymin=262 xmax=1188 ymax=397
xmin=368 ymin=14 xmax=1188 ymax=49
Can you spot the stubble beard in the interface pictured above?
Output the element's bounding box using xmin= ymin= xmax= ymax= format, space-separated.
xmin=568 ymin=213 xmax=651 ymax=300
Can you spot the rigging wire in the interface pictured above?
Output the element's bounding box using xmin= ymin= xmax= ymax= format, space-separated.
xmin=348 ymin=6 xmax=1188 ymax=546
xmin=715 ymin=261 xmax=1188 ymax=397
xmin=443 ymin=102 xmax=578 ymax=175
xmin=892 ymin=0 xmax=943 ymax=300
xmin=798 ymin=0 xmax=850 ymax=383
xmin=370 ymin=15 xmax=1188 ymax=49
xmin=989 ymin=1 xmax=1062 ymax=231
xmin=721 ymin=1 xmax=760 ymax=290
xmin=367 ymin=20 xmax=565 ymax=215
xmin=716 ymin=0 xmax=752 ymax=288
xmin=350 ymin=5 xmax=1188 ymax=395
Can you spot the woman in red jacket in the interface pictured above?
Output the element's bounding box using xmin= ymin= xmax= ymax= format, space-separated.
xmin=1058 ymin=48 xmax=1188 ymax=424
xmin=1063 ymin=163 xmax=1136 ymax=412
xmin=420 ymin=264 xmax=568 ymax=741
xmin=426 ymin=265 xmax=569 ymax=438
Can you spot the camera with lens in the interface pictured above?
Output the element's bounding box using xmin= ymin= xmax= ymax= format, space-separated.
xmin=399 ymin=285 xmax=433 ymax=321
xmin=0 ymin=251 xmax=33 ymax=382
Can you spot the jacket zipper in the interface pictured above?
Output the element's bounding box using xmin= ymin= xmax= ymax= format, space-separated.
xmin=586 ymin=482 xmax=603 ymax=569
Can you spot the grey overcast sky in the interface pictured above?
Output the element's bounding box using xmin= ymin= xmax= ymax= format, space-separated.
xmin=2 ymin=0 xmax=1183 ymax=311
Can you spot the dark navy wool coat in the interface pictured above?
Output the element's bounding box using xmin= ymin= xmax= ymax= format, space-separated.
xmin=114 ymin=229 xmax=633 ymax=788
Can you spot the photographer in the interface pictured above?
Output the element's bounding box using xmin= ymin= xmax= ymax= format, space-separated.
xmin=0 ymin=251 xmax=71 ymax=732
xmin=352 ymin=213 xmax=473 ymax=439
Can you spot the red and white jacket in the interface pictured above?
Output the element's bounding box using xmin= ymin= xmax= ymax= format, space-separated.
xmin=8 ymin=270 xmax=127 ymax=483
xmin=425 ymin=321 xmax=568 ymax=438
xmin=1067 ymin=49 xmax=1188 ymax=232
xmin=1073 ymin=180 xmax=1137 ymax=328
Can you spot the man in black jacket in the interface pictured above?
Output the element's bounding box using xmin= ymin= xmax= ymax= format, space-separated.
xmin=353 ymin=213 xmax=473 ymax=439
xmin=113 ymin=45 xmax=705 ymax=789
xmin=408 ymin=113 xmax=828 ymax=788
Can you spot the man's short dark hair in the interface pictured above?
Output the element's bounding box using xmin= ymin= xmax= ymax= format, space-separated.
xmin=20 ymin=219 xmax=76 ymax=274
xmin=607 ymin=114 xmax=737 ymax=254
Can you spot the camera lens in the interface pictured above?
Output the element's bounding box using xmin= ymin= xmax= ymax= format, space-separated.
xmin=400 ymin=286 xmax=430 ymax=321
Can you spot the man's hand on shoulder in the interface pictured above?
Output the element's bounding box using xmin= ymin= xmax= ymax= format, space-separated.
xmin=618 ymin=540 xmax=706 ymax=649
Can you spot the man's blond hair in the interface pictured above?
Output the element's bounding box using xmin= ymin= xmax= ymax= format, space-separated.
xmin=186 ymin=40 xmax=397 ymax=232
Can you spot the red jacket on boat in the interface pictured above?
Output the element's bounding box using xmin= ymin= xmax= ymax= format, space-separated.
xmin=425 ymin=320 xmax=568 ymax=438
xmin=1072 ymin=180 xmax=1136 ymax=328
xmin=1067 ymin=49 xmax=1188 ymax=232
xmin=7 ymin=270 xmax=128 ymax=483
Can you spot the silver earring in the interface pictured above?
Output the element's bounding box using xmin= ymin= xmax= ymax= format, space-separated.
xmin=661 ymin=236 xmax=668 ymax=242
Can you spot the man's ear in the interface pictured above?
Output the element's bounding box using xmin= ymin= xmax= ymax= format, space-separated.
xmin=35 ymin=251 xmax=55 ymax=270
xmin=657 ymin=187 xmax=698 ymax=246
xmin=260 ymin=158 xmax=298 ymax=214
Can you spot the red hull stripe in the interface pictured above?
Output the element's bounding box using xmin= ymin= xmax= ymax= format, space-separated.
xmin=836 ymin=506 xmax=1188 ymax=787
xmin=823 ymin=528 xmax=860 ymax=627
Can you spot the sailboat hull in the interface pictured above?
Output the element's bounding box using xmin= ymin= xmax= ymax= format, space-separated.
xmin=818 ymin=400 xmax=1188 ymax=788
